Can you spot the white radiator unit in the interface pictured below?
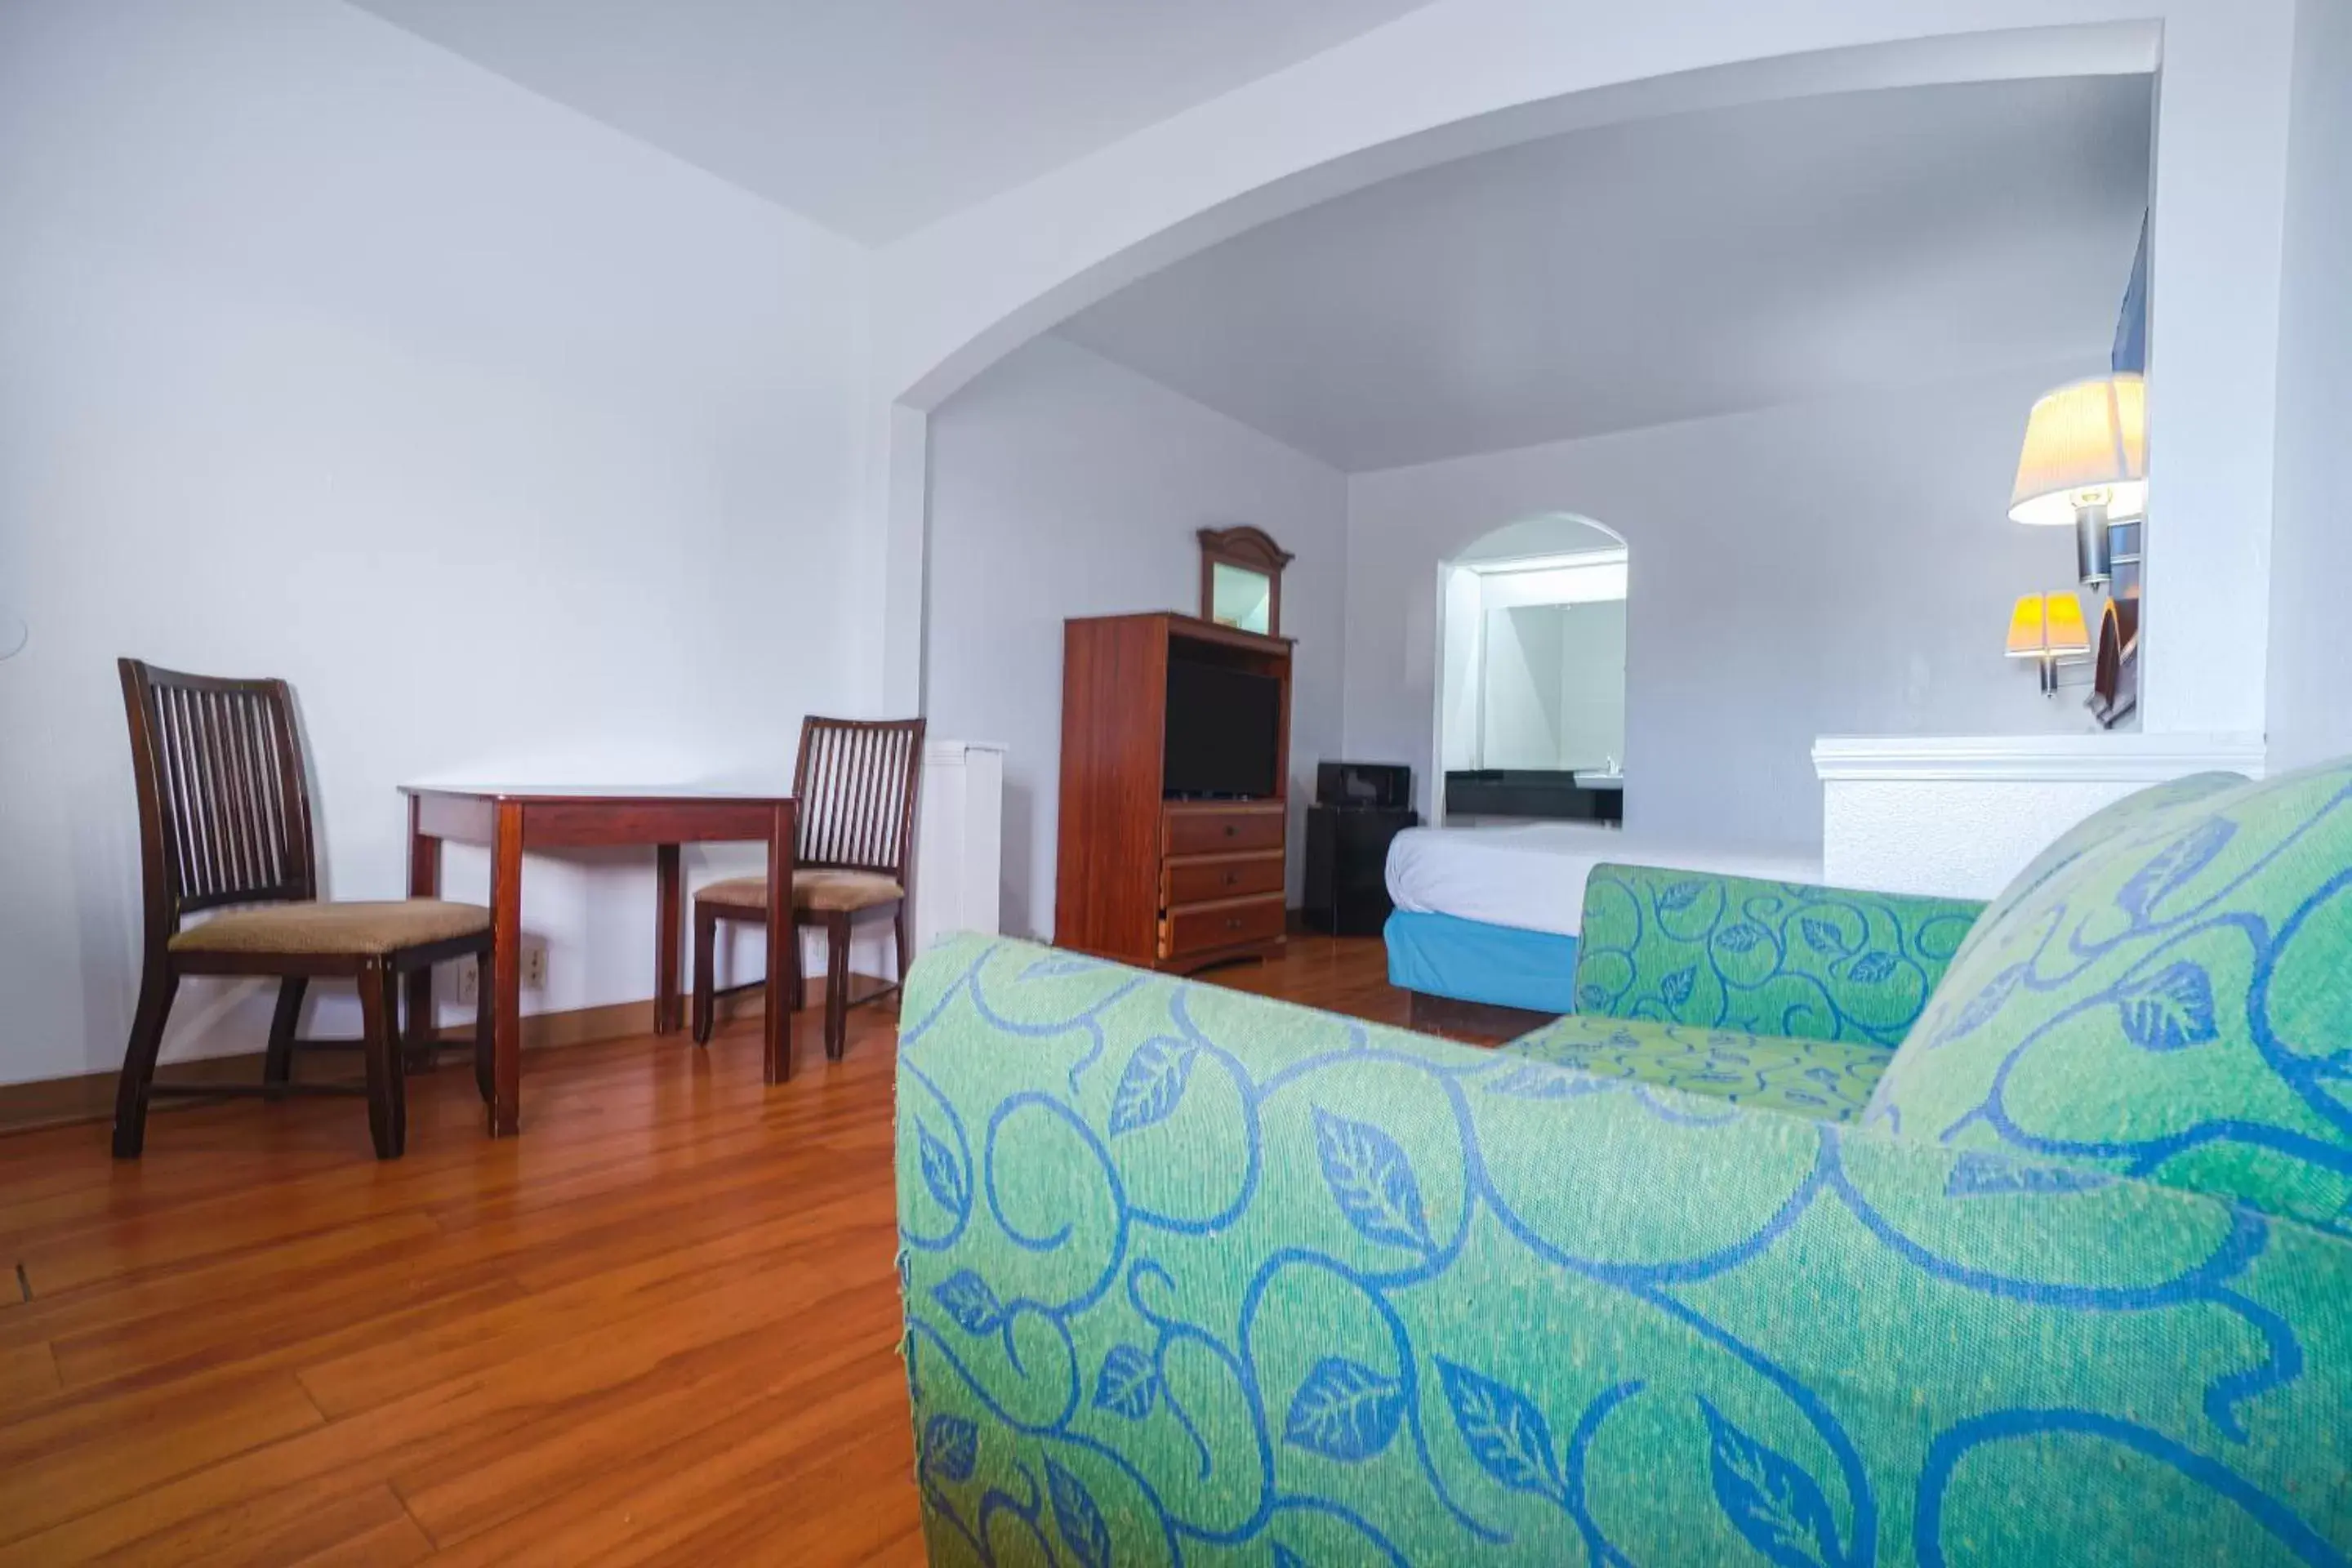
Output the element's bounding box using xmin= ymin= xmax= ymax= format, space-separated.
xmin=911 ymin=740 xmax=1006 ymax=960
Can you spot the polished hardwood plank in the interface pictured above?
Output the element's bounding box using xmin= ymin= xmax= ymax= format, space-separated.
xmin=0 ymin=936 xmax=1404 ymax=1564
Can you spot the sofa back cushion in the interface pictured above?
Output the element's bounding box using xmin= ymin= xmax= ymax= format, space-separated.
xmin=1866 ymin=760 xmax=2352 ymax=1232
xmin=1573 ymin=865 xmax=1984 ymax=1046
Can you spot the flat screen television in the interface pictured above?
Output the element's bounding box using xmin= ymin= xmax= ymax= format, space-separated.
xmin=1164 ymin=659 xmax=1281 ymax=798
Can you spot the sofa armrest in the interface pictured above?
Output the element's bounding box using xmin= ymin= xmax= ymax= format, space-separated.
xmin=1572 ymin=863 xmax=1985 ymax=1045
xmin=895 ymin=936 xmax=2348 ymax=1566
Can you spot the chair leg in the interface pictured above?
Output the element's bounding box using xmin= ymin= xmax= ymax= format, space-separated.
xmin=112 ymin=957 xmax=180 ymax=1159
xmin=893 ymin=904 xmax=911 ymax=991
xmin=473 ymin=944 xmax=496 ymax=1107
xmin=692 ymin=903 xmax=718 ymax=1045
xmin=262 ymin=976 xmax=307 ymax=1091
xmin=396 ymin=969 xmax=436 ymax=1075
xmin=824 ymin=911 xmax=851 ymax=1062
xmin=788 ymin=911 xmax=805 ymax=1013
xmin=358 ymin=957 xmax=407 ymax=1160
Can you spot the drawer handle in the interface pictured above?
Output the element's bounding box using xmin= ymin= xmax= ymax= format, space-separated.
xmin=1223 ymin=824 xmax=1238 ymax=837
xmin=1223 ymin=871 xmax=1239 ymax=885
xmin=1226 ymin=916 xmax=1243 ymax=930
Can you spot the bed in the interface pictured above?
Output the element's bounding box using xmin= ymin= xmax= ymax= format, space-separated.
xmin=1383 ymin=822 xmax=1822 ymax=1031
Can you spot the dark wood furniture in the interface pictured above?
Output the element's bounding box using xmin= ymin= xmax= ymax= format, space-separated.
xmin=1197 ymin=525 xmax=1294 ymax=636
xmin=114 ymin=659 xmax=494 ymax=1160
xmin=1303 ymin=804 xmax=1419 ymax=936
xmin=402 ymin=784 xmax=797 ymax=1134
xmin=689 ymin=717 xmax=925 ymax=1066
xmin=1056 ymin=612 xmax=1292 ymax=972
xmin=2091 ymin=595 xmax=2140 ymax=728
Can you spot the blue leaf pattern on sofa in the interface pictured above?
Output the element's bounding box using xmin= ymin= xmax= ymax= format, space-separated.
xmin=898 ymin=935 xmax=2352 ymax=1566
xmin=1942 ymin=1150 xmax=2113 ymax=1198
xmin=1437 ymin=1359 xmax=1566 ymax=1503
xmin=1574 ymin=865 xmax=1984 ymax=1047
xmin=1094 ymin=1343 xmax=1158 ymax=1421
xmin=1045 ymin=1457 xmax=1112 ymax=1568
xmin=2113 ymin=961 xmax=2220 ymax=1051
xmin=917 ymin=1119 xmax=969 ymax=1220
xmin=931 ymin=1269 xmax=1004 ymax=1335
xmin=2119 ymin=815 xmax=2235 ymax=920
xmin=923 ymin=1413 xmax=978 ymax=1485
xmin=1698 ymin=1397 xmax=1843 ymax=1568
xmin=1108 ymin=1036 xmax=1196 ymax=1134
xmin=1285 ymin=1356 xmax=1406 ymax=1462
xmin=1312 ymin=1107 xmax=1436 ymax=1256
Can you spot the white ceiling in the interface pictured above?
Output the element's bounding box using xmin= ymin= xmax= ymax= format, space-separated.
xmin=1057 ymin=75 xmax=2154 ymax=471
xmin=347 ymin=0 xmax=1433 ymax=243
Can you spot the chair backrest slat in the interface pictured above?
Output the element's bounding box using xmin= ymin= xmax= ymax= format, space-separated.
xmin=120 ymin=660 xmax=318 ymax=929
xmin=792 ymin=716 xmax=925 ymax=880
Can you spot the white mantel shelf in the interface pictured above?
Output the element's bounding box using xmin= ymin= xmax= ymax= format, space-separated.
xmin=1812 ymin=732 xmax=2266 ymax=900
xmin=1812 ymin=733 xmax=2269 ymax=784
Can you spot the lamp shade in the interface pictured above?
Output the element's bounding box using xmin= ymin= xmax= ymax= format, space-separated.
xmin=2009 ymin=374 xmax=2147 ymax=528
xmin=2006 ymin=591 xmax=2091 ymax=658
xmin=2043 ymin=590 xmax=2091 ymax=657
xmin=2004 ymin=594 xmax=2047 ymax=658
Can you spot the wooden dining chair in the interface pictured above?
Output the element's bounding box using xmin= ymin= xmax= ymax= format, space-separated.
xmin=114 ymin=659 xmax=494 ymax=1160
xmin=692 ymin=716 xmax=925 ymax=1063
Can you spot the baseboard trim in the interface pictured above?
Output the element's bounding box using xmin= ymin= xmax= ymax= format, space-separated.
xmin=0 ymin=974 xmax=893 ymax=1138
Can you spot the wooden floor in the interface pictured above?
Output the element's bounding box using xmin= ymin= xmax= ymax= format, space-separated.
xmin=0 ymin=935 xmax=1405 ymax=1566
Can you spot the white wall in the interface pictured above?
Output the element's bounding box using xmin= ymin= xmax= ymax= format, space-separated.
xmin=1438 ymin=565 xmax=1485 ymax=774
xmin=0 ymin=0 xmax=870 ymax=1085
xmin=1457 ymin=514 xmax=1624 ymax=564
xmin=924 ymin=336 xmax=1347 ymax=938
xmin=2265 ymin=0 xmax=2352 ymax=772
xmin=867 ymin=2 xmax=2296 ymax=760
xmin=1343 ymin=359 xmax=2102 ymax=854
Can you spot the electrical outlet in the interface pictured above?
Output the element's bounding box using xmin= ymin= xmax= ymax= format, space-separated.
xmin=456 ymin=960 xmax=479 ymax=1004
xmin=522 ymin=942 xmax=547 ymax=990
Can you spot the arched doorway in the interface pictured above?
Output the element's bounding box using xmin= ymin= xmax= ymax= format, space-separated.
xmin=1434 ymin=514 xmax=1628 ymax=826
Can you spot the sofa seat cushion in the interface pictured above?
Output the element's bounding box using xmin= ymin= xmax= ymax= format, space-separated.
xmin=699 ymin=869 xmax=903 ymax=914
xmin=170 ymin=898 xmax=488 ymax=956
xmin=1868 ymin=760 xmax=2352 ymax=1232
xmin=1504 ymin=1013 xmax=1891 ymax=1124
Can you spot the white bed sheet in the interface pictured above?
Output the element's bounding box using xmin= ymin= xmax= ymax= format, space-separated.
xmin=1384 ymin=823 xmax=1824 ymax=938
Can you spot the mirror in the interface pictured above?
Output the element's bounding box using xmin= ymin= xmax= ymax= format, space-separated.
xmin=1210 ymin=561 xmax=1273 ymax=635
xmin=1198 ymin=527 xmax=1293 ymax=637
xmin=1480 ymin=599 xmax=1627 ymax=774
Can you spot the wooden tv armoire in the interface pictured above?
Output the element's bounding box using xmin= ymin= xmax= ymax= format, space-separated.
xmin=1055 ymin=612 xmax=1292 ymax=972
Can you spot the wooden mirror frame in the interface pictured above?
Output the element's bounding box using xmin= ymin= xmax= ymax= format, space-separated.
xmin=1197 ymin=527 xmax=1294 ymax=638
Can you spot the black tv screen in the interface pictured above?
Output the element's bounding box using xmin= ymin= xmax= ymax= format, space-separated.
xmin=1165 ymin=660 xmax=1281 ymax=798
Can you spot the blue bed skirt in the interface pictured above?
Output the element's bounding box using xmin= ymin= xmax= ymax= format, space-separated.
xmin=1383 ymin=910 xmax=1579 ymax=1015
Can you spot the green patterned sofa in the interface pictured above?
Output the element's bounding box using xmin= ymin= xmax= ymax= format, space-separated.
xmin=893 ymin=761 xmax=2352 ymax=1565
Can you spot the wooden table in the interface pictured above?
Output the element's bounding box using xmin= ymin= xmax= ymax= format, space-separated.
xmin=400 ymin=784 xmax=798 ymax=1136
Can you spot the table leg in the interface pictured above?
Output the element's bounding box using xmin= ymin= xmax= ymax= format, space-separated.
xmin=405 ymin=799 xmax=442 ymax=1068
xmin=489 ymin=799 xmax=524 ymax=1137
xmin=654 ymin=843 xmax=682 ymax=1035
xmin=764 ymin=800 xmax=795 ymax=1085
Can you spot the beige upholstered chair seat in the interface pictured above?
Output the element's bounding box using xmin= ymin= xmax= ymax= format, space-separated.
xmin=699 ymin=870 xmax=904 ymax=915
xmin=169 ymin=898 xmax=492 ymax=956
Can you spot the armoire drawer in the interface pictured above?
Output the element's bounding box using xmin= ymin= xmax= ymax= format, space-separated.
xmin=1161 ymin=851 xmax=1285 ymax=906
xmin=1163 ymin=804 xmax=1285 ymax=858
xmin=1160 ymin=893 xmax=1286 ymax=959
